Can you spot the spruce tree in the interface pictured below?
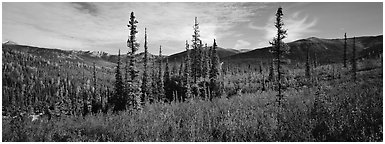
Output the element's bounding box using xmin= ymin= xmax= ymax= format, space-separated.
xmin=127 ymin=11 xmax=140 ymax=81
xmin=269 ymin=7 xmax=288 ymax=104
xmin=202 ymin=44 xmax=210 ymax=100
xmin=209 ymin=39 xmax=220 ymax=80
xmin=343 ymin=33 xmax=347 ymax=68
xmin=191 ymin=17 xmax=201 ymax=83
xmin=198 ymin=40 xmax=203 ymax=79
xmin=124 ymin=57 xmax=129 ymax=83
xmin=179 ymin=60 xmax=184 ymax=76
xmin=126 ymin=11 xmax=141 ymax=110
xmin=202 ymin=45 xmax=210 ymax=79
xmin=184 ymin=40 xmax=192 ymax=100
xmin=171 ymin=58 xmax=178 ymax=76
xmin=158 ymin=46 xmax=165 ymax=101
xmin=164 ymin=58 xmax=171 ymax=101
xmin=92 ymin=62 xmax=97 ymax=113
xmin=141 ymin=28 xmax=149 ymax=104
xmin=113 ymin=50 xmax=125 ymax=112
xmin=269 ymin=7 xmax=290 ymax=140
xmin=352 ymin=37 xmax=357 ymax=81
xmin=305 ymin=43 xmax=311 ymax=79
xmin=209 ymin=39 xmax=221 ymax=99
xmin=268 ymin=60 xmax=274 ymax=81
xmin=164 ymin=58 xmax=170 ymax=83
xmin=151 ymin=60 xmax=158 ymax=102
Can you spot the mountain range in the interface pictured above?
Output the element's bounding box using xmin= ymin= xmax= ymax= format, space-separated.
xmin=3 ymin=35 xmax=382 ymax=69
xmin=223 ymin=35 xmax=383 ymax=65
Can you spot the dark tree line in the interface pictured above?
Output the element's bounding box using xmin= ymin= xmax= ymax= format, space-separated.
xmin=2 ymin=9 xmax=364 ymax=117
xmin=108 ymin=13 xmax=223 ymax=113
xmin=2 ymin=45 xmax=115 ymax=117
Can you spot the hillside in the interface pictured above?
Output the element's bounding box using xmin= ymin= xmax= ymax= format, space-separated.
xmin=167 ymin=46 xmax=241 ymax=62
xmin=2 ymin=35 xmax=382 ymax=86
xmin=223 ymin=35 xmax=383 ymax=65
xmin=2 ymin=44 xmax=160 ymax=89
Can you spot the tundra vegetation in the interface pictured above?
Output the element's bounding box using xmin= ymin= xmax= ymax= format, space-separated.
xmin=2 ymin=8 xmax=383 ymax=142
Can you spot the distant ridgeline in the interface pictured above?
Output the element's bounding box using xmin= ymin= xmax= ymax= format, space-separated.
xmin=2 ymin=35 xmax=382 ymax=86
xmin=222 ymin=35 xmax=383 ymax=66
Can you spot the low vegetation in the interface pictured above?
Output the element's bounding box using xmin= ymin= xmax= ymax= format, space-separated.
xmin=2 ymin=7 xmax=382 ymax=142
xmin=3 ymin=59 xmax=382 ymax=142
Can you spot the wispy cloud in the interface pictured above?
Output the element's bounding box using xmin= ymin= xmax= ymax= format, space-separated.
xmin=71 ymin=2 xmax=99 ymax=16
xmin=233 ymin=39 xmax=251 ymax=49
xmin=3 ymin=3 xmax=383 ymax=54
xmin=3 ymin=2 xmax=266 ymax=55
xmin=249 ymin=10 xmax=318 ymax=48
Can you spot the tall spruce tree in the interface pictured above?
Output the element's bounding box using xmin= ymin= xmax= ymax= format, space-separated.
xmin=201 ymin=44 xmax=210 ymax=100
xmin=343 ymin=33 xmax=347 ymax=68
xmin=92 ymin=62 xmax=97 ymax=113
xmin=126 ymin=11 xmax=141 ymax=110
xmin=184 ymin=40 xmax=192 ymax=100
xmin=209 ymin=39 xmax=221 ymax=99
xmin=158 ymin=46 xmax=165 ymax=101
xmin=352 ymin=37 xmax=357 ymax=81
xmin=164 ymin=58 xmax=171 ymax=101
xmin=125 ymin=57 xmax=129 ymax=83
xmin=203 ymin=45 xmax=210 ymax=79
xmin=198 ymin=40 xmax=203 ymax=79
xmin=151 ymin=60 xmax=158 ymax=102
xmin=269 ymin=7 xmax=288 ymax=104
xmin=141 ymin=28 xmax=149 ymax=104
xmin=164 ymin=58 xmax=170 ymax=82
xmin=192 ymin=17 xmax=201 ymax=83
xmin=127 ymin=11 xmax=140 ymax=81
xmin=113 ymin=50 xmax=125 ymax=112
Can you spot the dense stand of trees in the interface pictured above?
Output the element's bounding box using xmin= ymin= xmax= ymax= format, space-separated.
xmin=107 ymin=14 xmax=223 ymax=112
xmin=2 ymin=8 xmax=366 ymax=117
xmin=2 ymin=47 xmax=114 ymax=116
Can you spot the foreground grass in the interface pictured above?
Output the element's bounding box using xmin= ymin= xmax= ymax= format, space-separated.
xmin=2 ymin=89 xmax=315 ymax=142
xmin=2 ymin=66 xmax=382 ymax=142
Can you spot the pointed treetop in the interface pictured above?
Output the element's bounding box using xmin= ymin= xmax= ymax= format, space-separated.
xmin=130 ymin=11 xmax=135 ymax=18
xmin=277 ymin=6 xmax=283 ymax=15
xmin=159 ymin=45 xmax=162 ymax=56
xmin=185 ymin=40 xmax=189 ymax=50
xmin=144 ymin=28 xmax=147 ymax=46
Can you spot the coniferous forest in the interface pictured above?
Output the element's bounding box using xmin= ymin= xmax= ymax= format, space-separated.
xmin=2 ymin=4 xmax=383 ymax=142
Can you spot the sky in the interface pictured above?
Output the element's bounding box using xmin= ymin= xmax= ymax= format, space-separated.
xmin=2 ymin=2 xmax=383 ymax=55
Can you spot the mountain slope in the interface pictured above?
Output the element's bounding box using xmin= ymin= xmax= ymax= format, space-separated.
xmin=223 ymin=35 xmax=383 ymax=65
xmin=167 ymin=46 xmax=240 ymax=62
xmin=2 ymin=44 xmax=159 ymax=88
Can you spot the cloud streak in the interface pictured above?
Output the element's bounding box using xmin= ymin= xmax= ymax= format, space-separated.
xmin=233 ymin=39 xmax=251 ymax=49
xmin=71 ymin=2 xmax=99 ymax=16
xmin=3 ymin=2 xmax=266 ymax=55
xmin=249 ymin=10 xmax=318 ymax=48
